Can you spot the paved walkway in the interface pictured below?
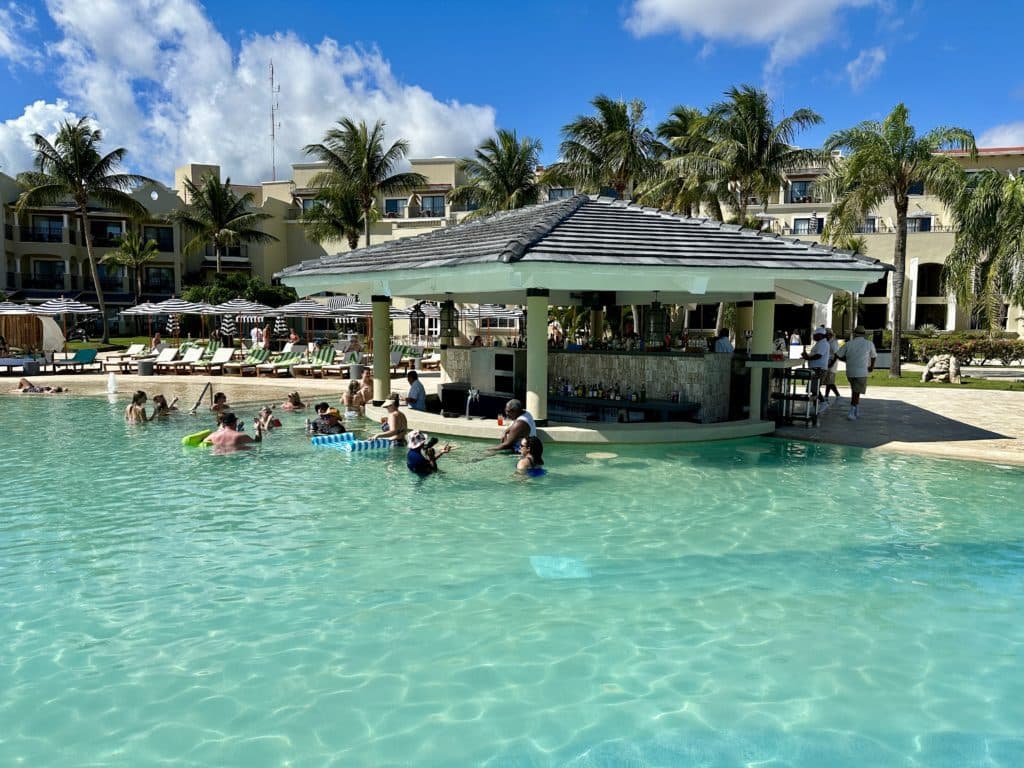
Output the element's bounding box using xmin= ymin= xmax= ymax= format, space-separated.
xmin=773 ymin=387 xmax=1024 ymax=466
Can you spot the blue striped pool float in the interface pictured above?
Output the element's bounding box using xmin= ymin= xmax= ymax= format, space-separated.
xmin=310 ymin=433 xmax=356 ymax=445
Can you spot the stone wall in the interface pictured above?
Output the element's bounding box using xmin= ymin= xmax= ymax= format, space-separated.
xmin=439 ymin=348 xmax=733 ymax=423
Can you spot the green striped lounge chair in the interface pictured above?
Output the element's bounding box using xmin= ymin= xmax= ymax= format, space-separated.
xmin=292 ymin=346 xmax=336 ymax=377
xmin=222 ymin=347 xmax=270 ymax=376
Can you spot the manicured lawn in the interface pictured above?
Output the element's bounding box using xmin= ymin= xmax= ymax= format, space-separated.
xmin=837 ymin=370 xmax=1024 ymax=392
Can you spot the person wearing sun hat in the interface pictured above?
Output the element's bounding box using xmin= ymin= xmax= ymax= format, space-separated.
xmin=406 ymin=429 xmax=453 ymax=475
xmin=823 ymin=327 xmax=842 ymax=403
xmin=836 ymin=326 xmax=877 ymax=420
xmin=374 ymin=394 xmax=409 ymax=445
xmin=801 ymin=326 xmax=832 ymax=406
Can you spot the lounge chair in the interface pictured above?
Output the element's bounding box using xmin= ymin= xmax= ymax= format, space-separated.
xmin=161 ymin=346 xmax=204 ymax=374
xmin=52 ymin=348 xmax=101 ymax=373
xmin=145 ymin=347 xmax=181 ymax=373
xmin=256 ymin=351 xmax=304 ymax=377
xmin=222 ymin=347 xmax=270 ymax=376
xmin=292 ymin=346 xmax=336 ymax=377
xmin=420 ymin=352 xmax=441 ymax=371
xmin=322 ymin=351 xmax=363 ymax=378
xmin=188 ymin=346 xmax=235 ymax=375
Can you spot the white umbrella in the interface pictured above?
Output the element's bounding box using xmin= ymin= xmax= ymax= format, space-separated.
xmin=209 ymin=298 xmax=276 ymax=315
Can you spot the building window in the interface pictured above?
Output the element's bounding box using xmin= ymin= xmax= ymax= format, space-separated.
xmin=411 ymin=315 xmax=439 ymax=339
xmin=548 ymin=187 xmax=576 ymax=201
xmin=420 ymin=195 xmax=446 ymax=217
xmin=789 ymin=180 xmax=817 ymax=203
xmin=27 ymin=215 xmax=63 ymax=242
xmin=860 ymin=304 xmax=887 ymax=329
xmin=143 ymin=225 xmax=174 ymax=252
xmin=907 ymin=180 xmax=924 ymax=195
xmin=479 ymin=317 xmax=519 ymax=330
xmin=855 ymin=218 xmax=877 ymax=233
xmin=144 ymin=267 xmax=174 ymax=293
xmin=300 ymin=198 xmax=318 ymax=212
xmin=917 ymin=263 xmax=944 ymax=297
xmin=90 ymin=220 xmax=123 ymax=247
xmin=862 ymin=275 xmax=888 ymax=298
xmin=384 ymin=198 xmax=407 ymax=218
xmin=907 ymin=217 xmax=932 ymax=233
xmin=792 ymin=217 xmax=825 ymax=235
xmin=915 ymin=304 xmax=947 ymax=329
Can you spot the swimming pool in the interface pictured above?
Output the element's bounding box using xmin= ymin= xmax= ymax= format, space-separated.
xmin=2 ymin=394 xmax=1022 ymax=766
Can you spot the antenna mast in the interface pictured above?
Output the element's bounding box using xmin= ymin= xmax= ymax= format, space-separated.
xmin=269 ymin=60 xmax=281 ymax=181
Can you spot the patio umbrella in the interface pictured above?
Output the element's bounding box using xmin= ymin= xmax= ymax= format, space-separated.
xmin=333 ymin=302 xmax=410 ymax=319
xmin=32 ymin=296 xmax=100 ymax=350
xmin=273 ymin=298 xmax=335 ymax=341
xmin=219 ymin=314 xmax=237 ymax=338
xmin=0 ymin=301 xmax=33 ymax=314
xmin=166 ymin=313 xmax=179 ymax=338
xmin=209 ymin=298 xmax=276 ymax=315
xmin=120 ymin=302 xmax=161 ymax=338
xmin=273 ymin=314 xmax=289 ymax=336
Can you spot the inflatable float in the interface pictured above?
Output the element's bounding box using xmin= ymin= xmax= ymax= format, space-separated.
xmin=181 ymin=429 xmax=213 ymax=447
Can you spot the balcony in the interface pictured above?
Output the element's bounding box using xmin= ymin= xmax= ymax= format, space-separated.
xmin=204 ymin=244 xmax=249 ymax=259
xmin=143 ymin=280 xmax=175 ymax=294
xmin=20 ymin=226 xmax=64 ymax=243
xmin=4 ymin=224 xmax=12 ymax=241
xmin=90 ymin=233 xmax=124 ymax=248
xmin=23 ymin=275 xmax=66 ymax=289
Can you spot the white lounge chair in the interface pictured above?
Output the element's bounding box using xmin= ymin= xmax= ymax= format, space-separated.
xmin=188 ymin=347 xmax=235 ymax=375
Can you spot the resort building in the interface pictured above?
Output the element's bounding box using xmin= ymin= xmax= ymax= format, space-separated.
xmin=753 ymin=146 xmax=1024 ymax=336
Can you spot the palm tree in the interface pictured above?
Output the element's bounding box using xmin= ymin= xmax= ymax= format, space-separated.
xmin=941 ymin=169 xmax=1024 ymax=331
xmin=15 ymin=116 xmax=154 ymax=343
xmin=301 ymin=185 xmax=369 ymax=250
xmin=824 ymin=103 xmax=975 ymax=375
xmin=680 ymin=85 xmax=823 ymax=223
xmin=448 ymin=129 xmax=543 ymax=217
xmin=166 ymin=175 xmax=278 ymax=274
xmin=303 ymin=118 xmax=426 ymax=247
xmin=638 ymin=105 xmax=725 ymax=219
xmin=542 ymin=95 xmax=660 ymax=199
xmin=101 ymin=230 xmax=159 ymax=304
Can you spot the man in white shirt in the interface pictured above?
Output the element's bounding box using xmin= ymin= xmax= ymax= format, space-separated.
xmin=801 ymin=326 xmax=831 ymax=405
xmin=823 ymin=328 xmax=841 ymax=402
xmin=836 ymin=326 xmax=877 ymax=420
xmin=713 ymin=328 xmax=734 ymax=354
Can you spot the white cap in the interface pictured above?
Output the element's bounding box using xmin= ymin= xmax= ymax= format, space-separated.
xmin=813 ymin=326 xmax=827 ymax=336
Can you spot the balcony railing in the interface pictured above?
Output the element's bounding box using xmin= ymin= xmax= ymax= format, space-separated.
xmin=787 ymin=194 xmax=827 ymax=204
xmin=143 ymin=280 xmax=175 ymax=293
xmin=90 ymin=233 xmax=124 ymax=248
xmin=204 ymin=244 xmax=249 ymax=258
xmin=5 ymin=271 xmax=15 ymax=289
xmin=20 ymin=227 xmax=63 ymax=243
xmin=99 ymin=279 xmax=123 ymax=292
xmin=24 ymin=275 xmax=66 ymax=289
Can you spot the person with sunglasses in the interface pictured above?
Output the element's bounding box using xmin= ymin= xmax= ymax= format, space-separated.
xmin=516 ymin=435 xmax=545 ymax=475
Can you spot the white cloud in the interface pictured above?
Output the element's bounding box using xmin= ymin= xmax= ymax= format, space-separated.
xmin=845 ymin=47 xmax=886 ymax=91
xmin=8 ymin=0 xmax=496 ymax=183
xmin=625 ymin=0 xmax=876 ymax=78
xmin=0 ymin=98 xmax=78 ymax=174
xmin=0 ymin=2 xmax=40 ymax=64
xmin=979 ymin=122 xmax=1024 ymax=149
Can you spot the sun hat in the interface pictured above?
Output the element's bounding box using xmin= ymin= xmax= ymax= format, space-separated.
xmin=813 ymin=326 xmax=827 ymax=337
xmin=408 ymin=430 xmax=427 ymax=449
xmin=853 ymin=325 xmax=867 ymax=335
xmin=326 ymin=407 xmax=341 ymax=418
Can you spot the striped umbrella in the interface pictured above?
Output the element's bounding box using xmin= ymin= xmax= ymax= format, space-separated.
xmin=0 ymin=301 xmax=33 ymax=314
xmin=32 ymin=296 xmax=99 ymax=349
xmin=273 ymin=299 xmax=335 ymax=341
xmin=150 ymin=297 xmax=207 ymax=314
xmin=166 ymin=313 xmax=179 ymax=337
xmin=219 ymin=314 xmax=237 ymax=338
xmin=273 ymin=315 xmax=289 ymax=335
xmin=209 ymin=298 xmax=276 ymax=315
xmin=333 ymin=302 xmax=410 ymax=319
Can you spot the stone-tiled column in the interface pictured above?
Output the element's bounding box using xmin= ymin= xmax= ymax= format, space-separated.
xmin=526 ymin=288 xmax=549 ymax=424
xmin=590 ymin=308 xmax=604 ymax=344
xmin=749 ymin=292 xmax=775 ymax=419
xmin=371 ymin=295 xmax=391 ymax=405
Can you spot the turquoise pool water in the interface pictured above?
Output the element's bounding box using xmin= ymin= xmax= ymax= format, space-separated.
xmin=2 ymin=394 xmax=1022 ymax=767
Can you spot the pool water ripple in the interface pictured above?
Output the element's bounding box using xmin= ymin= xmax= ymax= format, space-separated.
xmin=1 ymin=394 xmax=1023 ymax=766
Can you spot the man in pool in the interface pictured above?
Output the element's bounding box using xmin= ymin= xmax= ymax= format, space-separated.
xmin=487 ymin=399 xmax=536 ymax=453
xmin=202 ymin=411 xmax=263 ymax=451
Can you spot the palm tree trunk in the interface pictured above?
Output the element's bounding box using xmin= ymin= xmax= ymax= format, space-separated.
xmin=891 ymin=202 xmax=908 ymax=377
xmin=80 ymin=211 xmax=110 ymax=344
xmin=135 ymin=267 xmax=142 ymax=306
xmin=364 ymin=206 xmax=372 ymax=248
xmin=215 ymin=245 xmax=222 ymax=275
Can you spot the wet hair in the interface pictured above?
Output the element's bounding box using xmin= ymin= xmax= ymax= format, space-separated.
xmin=288 ymin=391 xmax=302 ymax=404
xmin=348 ymin=380 xmax=360 ymax=394
xmin=132 ymin=390 xmax=147 ymax=406
xmin=523 ymin=435 xmax=544 ymax=466
xmin=153 ymin=394 xmax=167 ymax=406
xmin=219 ymin=411 xmax=238 ymax=426
xmin=213 ymin=391 xmax=227 ymax=403
xmin=315 ymin=401 xmax=330 ymax=412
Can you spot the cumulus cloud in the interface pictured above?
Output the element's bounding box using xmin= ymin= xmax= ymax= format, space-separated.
xmin=625 ymin=0 xmax=875 ymax=78
xmin=8 ymin=0 xmax=496 ymax=183
xmin=845 ymin=47 xmax=886 ymax=91
xmin=0 ymin=98 xmax=78 ymax=174
xmin=978 ymin=122 xmax=1024 ymax=149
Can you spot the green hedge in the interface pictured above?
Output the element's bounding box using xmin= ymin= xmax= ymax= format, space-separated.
xmin=908 ymin=337 xmax=1024 ymax=366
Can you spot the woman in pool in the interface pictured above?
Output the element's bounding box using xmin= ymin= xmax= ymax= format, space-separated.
xmin=516 ymin=435 xmax=545 ymax=474
xmin=125 ymin=390 xmax=149 ymax=423
xmin=358 ymin=367 xmax=373 ymax=404
xmin=281 ymin=391 xmax=306 ymax=411
xmin=151 ymin=394 xmax=179 ymax=419
xmin=211 ymin=392 xmax=230 ymax=413
xmin=342 ymin=380 xmax=365 ymax=418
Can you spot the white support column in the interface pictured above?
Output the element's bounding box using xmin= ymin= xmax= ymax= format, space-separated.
xmin=62 ymin=213 xmax=70 ymax=244
xmin=946 ymin=292 xmax=957 ymax=331
xmin=63 ymin=258 xmax=71 ymax=291
xmin=749 ymin=292 xmax=775 ymax=420
xmin=907 ymin=257 xmax=919 ymax=330
xmin=525 ymin=289 xmax=549 ymax=424
xmin=371 ymin=295 xmax=392 ymax=405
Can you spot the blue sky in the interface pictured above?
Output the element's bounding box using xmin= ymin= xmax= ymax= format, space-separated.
xmin=1 ymin=0 xmax=1022 ymax=185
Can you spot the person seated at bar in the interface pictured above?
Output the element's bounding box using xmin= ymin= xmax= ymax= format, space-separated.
xmin=714 ymin=328 xmax=734 ymax=354
xmin=374 ymin=395 xmax=408 ymax=445
xmin=487 ymin=399 xmax=536 ymax=453
xmin=405 ymin=370 xmax=426 ymax=411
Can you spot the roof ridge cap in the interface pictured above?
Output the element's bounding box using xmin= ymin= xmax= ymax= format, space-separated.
xmin=498 ymin=194 xmax=589 ymax=263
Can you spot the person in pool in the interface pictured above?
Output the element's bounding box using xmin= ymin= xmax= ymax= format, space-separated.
xmin=516 ymin=435 xmax=545 ymax=473
xmin=342 ymin=380 xmax=365 ymax=418
xmin=374 ymin=395 xmax=408 ymax=445
xmin=487 ymin=399 xmax=537 ymax=453
xmin=358 ymin=367 xmax=373 ymax=404
xmin=406 ymin=430 xmax=453 ymax=475
xmin=125 ymin=390 xmax=149 ymax=423
xmin=151 ymin=394 xmax=179 ymax=419
xmin=281 ymin=391 xmax=306 ymax=411
xmin=211 ymin=391 xmax=230 ymax=413
xmin=202 ymin=411 xmax=263 ymax=452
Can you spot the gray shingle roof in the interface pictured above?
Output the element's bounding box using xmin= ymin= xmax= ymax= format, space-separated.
xmin=278 ymin=195 xmax=889 ymax=279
